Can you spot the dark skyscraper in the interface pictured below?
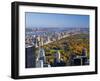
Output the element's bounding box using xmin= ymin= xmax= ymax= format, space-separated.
xmin=25 ymin=46 xmax=36 ymax=68
xmin=82 ymin=48 xmax=87 ymax=56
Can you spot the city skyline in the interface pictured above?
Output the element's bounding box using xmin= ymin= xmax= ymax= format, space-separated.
xmin=25 ymin=12 xmax=89 ymax=68
xmin=25 ymin=12 xmax=89 ymax=28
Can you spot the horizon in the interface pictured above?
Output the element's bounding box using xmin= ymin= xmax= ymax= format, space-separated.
xmin=25 ymin=27 xmax=89 ymax=29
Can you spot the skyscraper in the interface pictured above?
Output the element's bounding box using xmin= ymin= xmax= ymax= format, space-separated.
xmin=25 ymin=46 xmax=36 ymax=68
xmin=36 ymin=47 xmax=49 ymax=67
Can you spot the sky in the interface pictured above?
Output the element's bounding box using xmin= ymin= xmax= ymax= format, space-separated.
xmin=25 ymin=12 xmax=89 ymax=28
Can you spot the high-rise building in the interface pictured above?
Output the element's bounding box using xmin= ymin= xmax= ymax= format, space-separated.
xmin=54 ymin=51 xmax=61 ymax=63
xmin=36 ymin=48 xmax=50 ymax=68
xmin=25 ymin=46 xmax=36 ymax=68
xmin=82 ymin=48 xmax=87 ymax=56
xmin=72 ymin=48 xmax=89 ymax=66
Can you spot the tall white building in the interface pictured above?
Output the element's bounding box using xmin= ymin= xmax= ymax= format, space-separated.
xmin=36 ymin=48 xmax=50 ymax=68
